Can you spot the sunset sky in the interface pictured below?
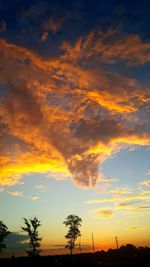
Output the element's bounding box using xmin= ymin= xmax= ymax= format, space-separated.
xmin=0 ymin=0 xmax=150 ymax=257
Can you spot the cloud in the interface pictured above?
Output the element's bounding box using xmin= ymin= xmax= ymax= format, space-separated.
xmin=139 ymin=180 xmax=150 ymax=187
xmin=92 ymin=202 xmax=150 ymax=220
xmin=0 ymin=20 xmax=6 ymax=33
xmin=86 ymin=195 xmax=150 ymax=204
xmin=0 ymin=187 xmax=4 ymax=192
xmin=141 ymin=190 xmax=150 ymax=194
xmin=115 ymin=203 xmax=150 ymax=216
xmin=31 ymin=195 xmax=40 ymax=200
xmin=40 ymin=32 xmax=49 ymax=42
xmin=99 ymin=177 xmax=119 ymax=183
xmin=6 ymin=191 xmax=23 ymax=197
xmin=2 ymin=232 xmax=28 ymax=257
xmin=96 ymin=208 xmax=113 ymax=218
xmin=96 ymin=183 xmax=111 ymax=194
xmin=34 ymin=184 xmax=48 ymax=192
xmin=0 ymin=27 xmax=150 ymax=188
xmin=126 ymin=206 xmax=150 ymax=217
xmin=128 ymin=227 xmax=142 ymax=231
xmin=116 ymin=201 xmax=140 ymax=209
xmin=62 ymin=29 xmax=150 ymax=64
xmin=136 ymin=205 xmax=150 ymax=210
xmin=0 ymin=187 xmax=24 ymax=197
xmin=90 ymin=178 xmax=150 ymax=216
xmin=109 ymin=186 xmax=133 ymax=198
xmin=43 ymin=16 xmax=65 ymax=33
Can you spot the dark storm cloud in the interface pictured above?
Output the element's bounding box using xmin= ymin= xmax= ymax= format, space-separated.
xmin=0 ymin=232 xmax=28 ymax=257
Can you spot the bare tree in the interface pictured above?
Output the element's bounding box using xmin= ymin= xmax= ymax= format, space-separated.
xmin=0 ymin=221 xmax=10 ymax=252
xmin=22 ymin=217 xmax=42 ymax=257
xmin=63 ymin=214 xmax=82 ymax=255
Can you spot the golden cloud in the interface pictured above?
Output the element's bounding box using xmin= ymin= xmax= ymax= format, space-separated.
xmin=0 ymin=28 xmax=150 ymax=188
xmin=128 ymin=227 xmax=142 ymax=231
xmin=62 ymin=29 xmax=150 ymax=64
xmin=96 ymin=208 xmax=113 ymax=218
xmin=110 ymin=186 xmax=133 ymax=198
xmin=86 ymin=195 xmax=150 ymax=204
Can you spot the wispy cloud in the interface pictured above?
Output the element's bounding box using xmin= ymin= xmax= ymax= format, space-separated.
xmin=96 ymin=183 xmax=111 ymax=194
xmin=98 ymin=177 xmax=119 ymax=183
xmin=62 ymin=29 xmax=150 ymax=64
xmin=116 ymin=203 xmax=150 ymax=211
xmin=34 ymin=184 xmax=48 ymax=192
xmin=6 ymin=191 xmax=23 ymax=197
xmin=43 ymin=16 xmax=65 ymax=33
xmin=139 ymin=180 xmax=150 ymax=187
xmin=109 ymin=186 xmax=133 ymax=198
xmin=0 ymin=187 xmax=4 ymax=192
xmin=86 ymin=195 xmax=150 ymax=204
xmin=0 ymin=20 xmax=6 ymax=33
xmin=95 ymin=208 xmax=113 ymax=218
xmin=31 ymin=195 xmax=40 ymax=200
xmin=141 ymin=190 xmax=150 ymax=195
xmin=128 ymin=227 xmax=142 ymax=231
xmin=40 ymin=31 xmax=49 ymax=42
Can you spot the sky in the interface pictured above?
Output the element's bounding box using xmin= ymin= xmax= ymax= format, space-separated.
xmin=0 ymin=0 xmax=150 ymax=257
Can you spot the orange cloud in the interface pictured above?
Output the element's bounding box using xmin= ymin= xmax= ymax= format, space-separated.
xmin=0 ymin=30 xmax=150 ymax=188
xmin=62 ymin=29 xmax=150 ymax=64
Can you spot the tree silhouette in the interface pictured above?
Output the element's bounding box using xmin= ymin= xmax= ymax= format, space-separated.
xmin=0 ymin=221 xmax=10 ymax=252
xmin=63 ymin=214 xmax=82 ymax=255
xmin=21 ymin=217 xmax=42 ymax=257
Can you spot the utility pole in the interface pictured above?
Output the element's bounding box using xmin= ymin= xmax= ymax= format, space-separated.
xmin=115 ymin=236 xmax=119 ymax=249
xmin=91 ymin=232 xmax=95 ymax=253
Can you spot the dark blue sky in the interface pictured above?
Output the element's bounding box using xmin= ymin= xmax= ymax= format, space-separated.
xmin=0 ymin=0 xmax=150 ymax=83
xmin=0 ymin=0 xmax=150 ymax=50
